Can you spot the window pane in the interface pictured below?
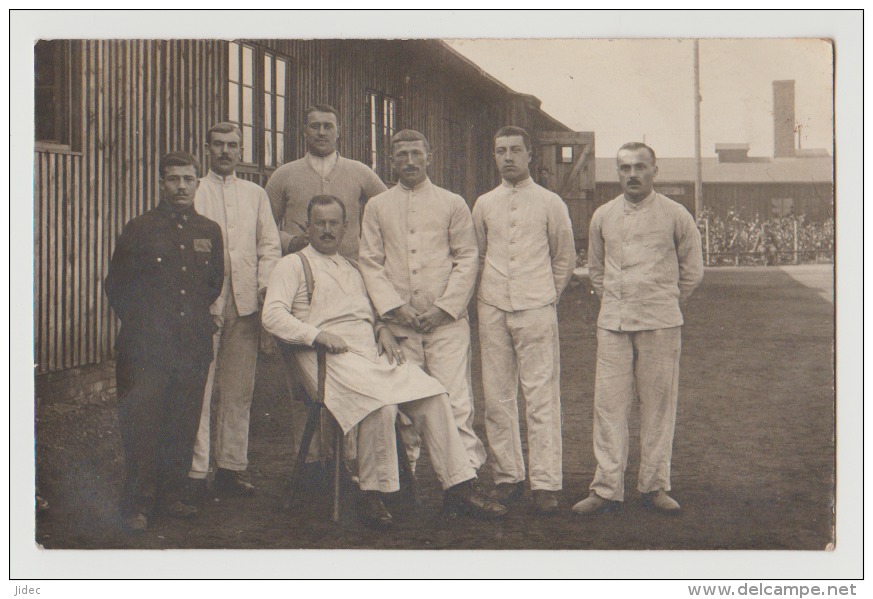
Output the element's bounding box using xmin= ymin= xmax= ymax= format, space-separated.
xmin=264 ymin=132 xmax=273 ymax=167
xmin=228 ymin=82 xmax=239 ymax=122
xmin=264 ymin=94 xmax=272 ymax=129
xmin=388 ymin=100 xmax=396 ymax=133
xmin=243 ymin=125 xmax=253 ymax=162
xmin=561 ymin=146 xmax=573 ymax=163
xmin=264 ymin=54 xmax=272 ymax=92
xmin=228 ymin=42 xmax=239 ymax=82
xmin=276 ymin=97 xmax=285 ymax=132
xmin=276 ymin=59 xmax=286 ymax=96
xmin=242 ymin=86 xmax=253 ymax=125
xmin=277 ymin=132 xmax=284 ymax=164
xmin=242 ymin=45 xmax=253 ymax=86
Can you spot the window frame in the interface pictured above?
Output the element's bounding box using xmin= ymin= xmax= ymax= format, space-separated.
xmin=34 ymin=40 xmax=81 ymax=152
xmin=365 ymin=89 xmax=399 ymax=183
xmin=227 ymin=41 xmax=292 ymax=173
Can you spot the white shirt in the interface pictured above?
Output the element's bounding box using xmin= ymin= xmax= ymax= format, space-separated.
xmin=472 ymin=177 xmax=576 ymax=312
xmin=194 ymin=170 xmax=282 ymax=317
xmin=359 ymin=177 xmax=478 ymax=320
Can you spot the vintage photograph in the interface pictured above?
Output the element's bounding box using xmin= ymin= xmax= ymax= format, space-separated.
xmin=14 ymin=9 xmax=859 ymax=583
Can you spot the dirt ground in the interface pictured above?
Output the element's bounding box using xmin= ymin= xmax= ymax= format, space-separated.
xmin=34 ymin=265 xmax=835 ymax=550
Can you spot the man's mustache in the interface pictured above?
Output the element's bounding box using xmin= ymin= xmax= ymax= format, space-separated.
xmin=319 ymin=233 xmax=336 ymax=240
xmin=627 ymin=178 xmax=641 ymax=185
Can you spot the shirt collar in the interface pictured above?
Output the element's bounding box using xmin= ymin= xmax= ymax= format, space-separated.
xmin=623 ymin=190 xmax=656 ymax=211
xmin=207 ymin=169 xmax=237 ymax=184
xmin=399 ymin=177 xmax=431 ymax=193
xmin=501 ymin=176 xmax=533 ymax=190
xmin=306 ymin=151 xmax=340 ymax=172
xmin=157 ymin=200 xmax=196 ymax=220
xmin=304 ymin=244 xmax=345 ymax=266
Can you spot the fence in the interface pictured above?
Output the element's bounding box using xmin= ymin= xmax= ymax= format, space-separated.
xmin=698 ymin=209 xmax=834 ymax=267
xmin=575 ymin=209 xmax=835 ymax=268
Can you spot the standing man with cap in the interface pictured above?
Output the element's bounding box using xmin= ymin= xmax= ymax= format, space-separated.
xmin=105 ymin=152 xmax=224 ymax=531
xmin=472 ymin=126 xmax=576 ymax=515
xmin=359 ymin=129 xmax=486 ymax=474
xmin=572 ymin=142 xmax=703 ymax=516
xmin=188 ymin=122 xmax=282 ymax=499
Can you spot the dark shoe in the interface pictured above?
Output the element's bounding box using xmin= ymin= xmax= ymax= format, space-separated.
xmin=488 ymin=481 xmax=524 ymax=504
xmin=571 ymin=492 xmax=621 ymax=516
xmin=159 ymin=499 xmax=198 ymax=519
xmin=184 ymin=477 xmax=208 ymax=506
xmin=125 ymin=512 xmax=148 ymax=532
xmin=532 ymin=490 xmax=560 ymax=516
xmin=445 ymin=480 xmax=508 ymax=520
xmin=358 ymin=491 xmax=393 ymax=529
xmin=214 ymin=468 xmax=256 ymax=497
xmin=641 ymin=490 xmax=681 ymax=514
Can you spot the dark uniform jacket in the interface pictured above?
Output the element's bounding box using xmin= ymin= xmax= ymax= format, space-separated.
xmin=105 ymin=201 xmax=224 ymax=369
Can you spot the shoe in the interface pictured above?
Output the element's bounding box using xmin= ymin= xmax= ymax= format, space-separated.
xmin=214 ymin=468 xmax=256 ymax=497
xmin=445 ymin=480 xmax=508 ymax=520
xmin=358 ymin=491 xmax=393 ymax=529
xmin=184 ymin=477 xmax=208 ymax=506
xmin=126 ymin=512 xmax=148 ymax=532
xmin=488 ymin=481 xmax=524 ymax=504
xmin=641 ymin=490 xmax=681 ymax=513
xmin=159 ymin=499 xmax=198 ymax=519
xmin=532 ymin=490 xmax=560 ymax=516
xmin=571 ymin=492 xmax=621 ymax=516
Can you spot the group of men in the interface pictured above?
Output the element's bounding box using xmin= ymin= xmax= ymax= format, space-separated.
xmin=105 ymin=101 xmax=703 ymax=534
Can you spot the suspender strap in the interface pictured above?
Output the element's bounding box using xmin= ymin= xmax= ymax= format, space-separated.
xmin=295 ymin=251 xmax=315 ymax=301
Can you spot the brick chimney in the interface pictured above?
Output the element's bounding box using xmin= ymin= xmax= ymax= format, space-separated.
xmin=773 ymin=80 xmax=796 ymax=158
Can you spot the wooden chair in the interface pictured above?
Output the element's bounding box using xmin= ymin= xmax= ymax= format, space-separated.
xmin=282 ymin=345 xmax=344 ymax=522
xmin=280 ymin=251 xmax=415 ymax=522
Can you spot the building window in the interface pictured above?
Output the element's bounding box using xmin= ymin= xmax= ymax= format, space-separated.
xmin=35 ymin=40 xmax=78 ymax=148
xmin=560 ymin=146 xmax=574 ymax=164
xmin=228 ymin=42 xmax=290 ymax=169
xmin=366 ymin=90 xmax=397 ymax=182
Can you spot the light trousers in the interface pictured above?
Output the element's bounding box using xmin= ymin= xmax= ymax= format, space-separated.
xmin=357 ymin=394 xmax=475 ymax=493
xmin=589 ymin=326 xmax=682 ymax=501
xmin=390 ymin=317 xmax=487 ymax=472
xmin=478 ymin=302 xmax=563 ymax=491
xmin=190 ymin=296 xmax=260 ymax=477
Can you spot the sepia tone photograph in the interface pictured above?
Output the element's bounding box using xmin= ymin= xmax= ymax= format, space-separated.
xmin=12 ymin=9 xmax=861 ymax=583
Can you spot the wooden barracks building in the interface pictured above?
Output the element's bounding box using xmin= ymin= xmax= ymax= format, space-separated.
xmin=34 ymin=39 xmax=595 ymax=379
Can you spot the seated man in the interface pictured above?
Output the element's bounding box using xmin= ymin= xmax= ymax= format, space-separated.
xmin=262 ymin=194 xmax=507 ymax=527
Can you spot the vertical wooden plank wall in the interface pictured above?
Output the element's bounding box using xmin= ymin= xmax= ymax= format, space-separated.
xmin=35 ymin=38 xmax=558 ymax=374
xmin=34 ymin=40 xmax=225 ymax=374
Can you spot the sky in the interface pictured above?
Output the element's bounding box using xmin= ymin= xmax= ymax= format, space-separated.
xmin=446 ymin=39 xmax=834 ymax=159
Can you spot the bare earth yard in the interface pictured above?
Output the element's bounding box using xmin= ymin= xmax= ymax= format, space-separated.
xmin=35 ymin=265 xmax=835 ymax=551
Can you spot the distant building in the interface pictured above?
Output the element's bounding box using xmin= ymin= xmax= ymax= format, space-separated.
xmin=595 ymin=80 xmax=834 ymax=223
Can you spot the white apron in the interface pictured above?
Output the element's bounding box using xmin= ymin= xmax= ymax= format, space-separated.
xmin=294 ymin=256 xmax=446 ymax=433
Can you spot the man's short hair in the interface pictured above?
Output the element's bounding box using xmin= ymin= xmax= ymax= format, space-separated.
xmin=307 ymin=194 xmax=347 ymax=223
xmin=206 ymin=122 xmax=242 ymax=145
xmin=390 ymin=129 xmax=430 ymax=153
xmin=494 ymin=126 xmax=531 ymax=152
xmin=617 ymin=142 xmax=657 ymax=165
xmin=159 ymin=151 xmax=200 ymax=178
xmin=304 ymin=104 xmax=340 ymax=125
